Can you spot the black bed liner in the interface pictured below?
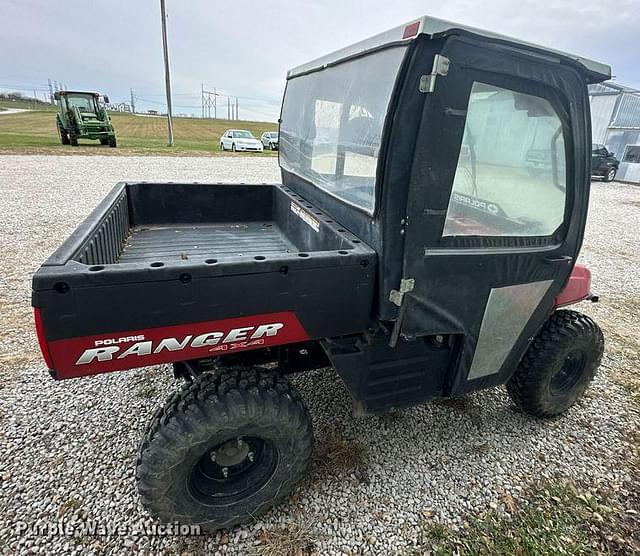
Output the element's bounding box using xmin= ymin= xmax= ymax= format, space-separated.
xmin=119 ymin=222 xmax=297 ymax=263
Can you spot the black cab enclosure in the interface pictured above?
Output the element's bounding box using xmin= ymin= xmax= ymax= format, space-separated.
xmin=34 ymin=17 xmax=609 ymax=412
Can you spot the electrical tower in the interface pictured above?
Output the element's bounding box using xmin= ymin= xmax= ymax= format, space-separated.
xmin=201 ymin=86 xmax=217 ymax=119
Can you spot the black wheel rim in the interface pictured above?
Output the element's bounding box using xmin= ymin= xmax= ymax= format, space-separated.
xmin=188 ymin=436 xmax=278 ymax=505
xmin=550 ymin=349 xmax=586 ymax=396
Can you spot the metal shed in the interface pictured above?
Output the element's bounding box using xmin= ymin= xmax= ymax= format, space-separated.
xmin=589 ymin=81 xmax=640 ymax=183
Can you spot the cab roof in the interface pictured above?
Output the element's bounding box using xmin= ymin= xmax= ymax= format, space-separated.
xmin=58 ymin=90 xmax=102 ymax=96
xmin=287 ymin=16 xmax=611 ymax=83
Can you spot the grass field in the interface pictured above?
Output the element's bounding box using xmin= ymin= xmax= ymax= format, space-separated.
xmin=0 ymin=106 xmax=278 ymax=156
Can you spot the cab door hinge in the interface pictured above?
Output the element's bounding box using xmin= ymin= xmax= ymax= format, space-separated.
xmin=389 ymin=278 xmax=415 ymax=307
xmin=419 ymin=54 xmax=450 ymax=93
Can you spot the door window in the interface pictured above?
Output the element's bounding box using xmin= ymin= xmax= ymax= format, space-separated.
xmin=443 ymin=83 xmax=567 ymax=238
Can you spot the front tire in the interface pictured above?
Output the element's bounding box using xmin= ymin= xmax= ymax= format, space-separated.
xmin=69 ymin=129 xmax=79 ymax=147
xmin=108 ymin=136 xmax=117 ymax=148
xmin=220 ymin=142 xmax=225 ymax=151
xmin=58 ymin=124 xmax=70 ymax=145
xmin=506 ymin=310 xmax=604 ymax=418
xmin=603 ymin=167 xmax=617 ymax=182
xmin=136 ymin=367 xmax=313 ymax=531
xmin=231 ymin=143 xmax=236 ymax=152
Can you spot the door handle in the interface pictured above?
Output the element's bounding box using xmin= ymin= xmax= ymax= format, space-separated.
xmin=543 ymin=255 xmax=573 ymax=265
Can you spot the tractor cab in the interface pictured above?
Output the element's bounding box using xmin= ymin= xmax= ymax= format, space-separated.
xmin=63 ymin=92 xmax=101 ymax=118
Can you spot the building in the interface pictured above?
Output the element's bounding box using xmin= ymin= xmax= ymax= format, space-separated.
xmin=589 ymin=82 xmax=640 ymax=183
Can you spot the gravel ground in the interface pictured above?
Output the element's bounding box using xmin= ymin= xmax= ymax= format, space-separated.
xmin=0 ymin=155 xmax=638 ymax=554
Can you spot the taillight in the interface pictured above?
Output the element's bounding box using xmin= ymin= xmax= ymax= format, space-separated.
xmin=34 ymin=308 xmax=54 ymax=369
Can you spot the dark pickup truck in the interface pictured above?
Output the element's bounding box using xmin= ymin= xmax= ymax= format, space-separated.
xmin=33 ymin=16 xmax=609 ymax=532
xmin=591 ymin=143 xmax=619 ymax=182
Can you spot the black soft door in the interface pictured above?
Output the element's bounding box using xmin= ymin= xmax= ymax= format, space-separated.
xmin=398 ymin=36 xmax=592 ymax=396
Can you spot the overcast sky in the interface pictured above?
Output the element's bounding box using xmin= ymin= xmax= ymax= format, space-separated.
xmin=1 ymin=0 xmax=638 ymax=121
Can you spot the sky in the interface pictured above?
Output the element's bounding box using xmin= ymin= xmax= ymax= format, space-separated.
xmin=1 ymin=0 xmax=639 ymax=121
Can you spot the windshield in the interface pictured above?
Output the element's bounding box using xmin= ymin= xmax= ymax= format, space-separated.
xmin=234 ymin=131 xmax=254 ymax=139
xmin=66 ymin=94 xmax=97 ymax=113
xmin=280 ymin=46 xmax=407 ymax=214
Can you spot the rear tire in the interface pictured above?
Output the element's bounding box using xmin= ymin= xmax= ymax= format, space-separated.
xmin=506 ymin=310 xmax=604 ymax=418
xmin=136 ymin=367 xmax=313 ymax=532
xmin=603 ymin=167 xmax=616 ymax=182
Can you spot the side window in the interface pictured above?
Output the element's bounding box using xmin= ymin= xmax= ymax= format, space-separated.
xmin=443 ymin=82 xmax=567 ymax=238
xmin=623 ymin=145 xmax=640 ymax=163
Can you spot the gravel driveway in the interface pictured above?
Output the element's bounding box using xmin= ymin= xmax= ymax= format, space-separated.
xmin=0 ymin=155 xmax=638 ymax=554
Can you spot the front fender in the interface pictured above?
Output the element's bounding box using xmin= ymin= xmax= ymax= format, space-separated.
xmin=554 ymin=264 xmax=594 ymax=307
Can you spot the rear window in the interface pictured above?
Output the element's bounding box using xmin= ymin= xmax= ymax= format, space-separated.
xmin=280 ymin=47 xmax=407 ymax=214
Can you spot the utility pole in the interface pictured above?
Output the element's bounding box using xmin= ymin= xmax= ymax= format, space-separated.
xmin=235 ymin=96 xmax=239 ymax=120
xmin=227 ymin=96 xmax=231 ymax=120
xmin=214 ymin=87 xmax=217 ymax=119
xmin=48 ymin=79 xmax=54 ymax=104
xmin=130 ymin=88 xmax=136 ymax=113
xmin=160 ymin=0 xmax=174 ymax=146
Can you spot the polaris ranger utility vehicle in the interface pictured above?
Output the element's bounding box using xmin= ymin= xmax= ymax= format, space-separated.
xmin=54 ymin=90 xmax=116 ymax=147
xmin=33 ymin=17 xmax=608 ymax=531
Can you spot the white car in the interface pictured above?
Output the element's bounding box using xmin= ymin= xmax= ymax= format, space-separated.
xmin=219 ymin=129 xmax=263 ymax=152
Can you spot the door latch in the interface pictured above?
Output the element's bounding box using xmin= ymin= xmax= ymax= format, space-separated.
xmin=419 ymin=55 xmax=450 ymax=93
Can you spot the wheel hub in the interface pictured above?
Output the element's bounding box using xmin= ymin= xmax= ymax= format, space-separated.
xmin=212 ymin=438 xmax=250 ymax=467
xmin=550 ymin=348 xmax=586 ymax=395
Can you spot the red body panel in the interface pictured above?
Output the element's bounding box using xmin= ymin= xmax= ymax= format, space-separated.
xmin=42 ymin=312 xmax=309 ymax=380
xmin=554 ymin=264 xmax=592 ymax=308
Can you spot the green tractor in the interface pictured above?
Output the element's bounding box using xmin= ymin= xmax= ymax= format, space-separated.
xmin=54 ymin=90 xmax=117 ymax=147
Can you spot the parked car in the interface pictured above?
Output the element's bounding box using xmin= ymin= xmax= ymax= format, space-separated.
xmin=219 ymin=129 xmax=263 ymax=152
xmin=261 ymin=131 xmax=279 ymax=150
xmin=591 ymin=144 xmax=619 ymax=181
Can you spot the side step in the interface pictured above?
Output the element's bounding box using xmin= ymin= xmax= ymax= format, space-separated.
xmin=322 ymin=332 xmax=455 ymax=414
